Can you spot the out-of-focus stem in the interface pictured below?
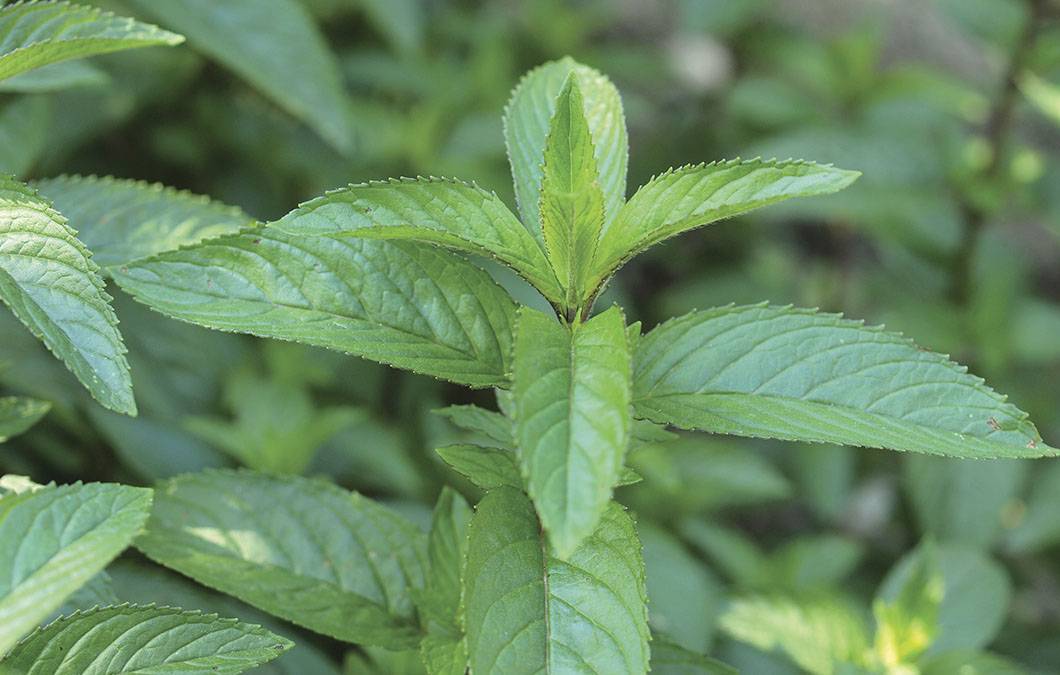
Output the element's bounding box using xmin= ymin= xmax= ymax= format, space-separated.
xmin=950 ymin=0 xmax=1049 ymax=305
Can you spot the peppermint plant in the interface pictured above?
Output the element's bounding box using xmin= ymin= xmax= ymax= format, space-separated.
xmin=1 ymin=41 xmax=1057 ymax=675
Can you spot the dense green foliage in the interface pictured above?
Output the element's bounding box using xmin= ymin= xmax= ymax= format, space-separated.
xmin=1 ymin=1 xmax=1060 ymax=673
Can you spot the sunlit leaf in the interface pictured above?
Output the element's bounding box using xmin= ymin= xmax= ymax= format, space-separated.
xmin=33 ymin=175 xmax=256 ymax=268
xmin=590 ymin=160 xmax=859 ymax=291
xmin=0 ymin=481 xmax=152 ymax=654
xmin=720 ymin=593 xmax=870 ymax=675
xmin=463 ymin=487 xmax=649 ymax=674
xmin=270 ymin=177 xmax=563 ymax=305
xmin=135 ymin=469 xmax=427 ymax=649
xmin=0 ymin=604 xmax=291 ymax=674
xmin=0 ymin=176 xmax=135 ymax=413
xmin=514 ymin=306 xmax=631 ymax=557
xmin=112 ymin=232 xmax=517 ymax=388
xmin=504 ymin=57 xmax=627 ymax=237
xmin=0 ymin=1 xmax=182 ymax=82
xmin=634 ymin=304 xmax=1054 ymax=459
xmin=873 ymin=542 xmax=943 ymax=668
xmin=539 ymin=76 xmax=606 ymax=310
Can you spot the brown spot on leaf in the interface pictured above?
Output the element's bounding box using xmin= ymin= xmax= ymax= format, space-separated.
xmin=988 ymin=417 xmax=1001 ymax=431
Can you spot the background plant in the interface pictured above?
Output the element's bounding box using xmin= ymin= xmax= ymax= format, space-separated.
xmin=2 ymin=1 xmax=1060 ymax=674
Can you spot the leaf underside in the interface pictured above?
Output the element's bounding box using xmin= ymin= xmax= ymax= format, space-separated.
xmin=134 ymin=469 xmax=428 ymax=650
xmin=1 ymin=604 xmax=291 ymax=674
xmin=0 ymin=176 xmax=135 ymax=413
xmin=0 ymin=1 xmax=183 ymax=83
xmin=634 ymin=304 xmax=1053 ymax=459
xmin=111 ymin=231 xmax=517 ymax=388
xmin=0 ymin=481 xmax=152 ymax=654
xmin=463 ymin=487 xmax=650 ymax=675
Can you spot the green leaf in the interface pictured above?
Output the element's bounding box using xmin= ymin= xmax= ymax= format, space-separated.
xmin=433 ymin=404 xmax=513 ymax=449
xmin=919 ymin=650 xmax=1027 ymax=675
xmin=766 ymin=536 xmax=864 ymax=592
xmin=357 ymin=0 xmax=423 ymax=54
xmin=107 ymin=560 xmax=341 ymax=675
xmin=463 ymin=487 xmax=649 ymax=674
xmin=134 ymin=469 xmax=428 ymax=650
xmin=903 ymin=455 xmax=1026 ymax=549
xmin=435 ymin=444 xmax=521 ymax=490
xmin=634 ymin=304 xmax=1055 ymax=459
xmin=33 ymin=175 xmax=256 ymax=268
xmin=630 ymin=417 xmax=677 ymax=448
xmin=87 ymin=409 xmax=227 ymax=481
xmin=513 ymin=306 xmax=632 ymax=558
xmin=0 ymin=59 xmax=107 ymax=93
xmin=129 ymin=0 xmax=352 ymax=152
xmin=651 ymin=638 xmax=738 ymax=675
xmin=590 ymin=159 xmax=859 ymax=291
xmin=50 ymin=571 xmax=117 ymax=620
xmin=415 ymin=488 xmax=471 ymax=675
xmin=0 ymin=481 xmax=152 ymax=654
xmin=617 ymin=467 xmax=643 ymax=486
xmin=626 ymin=437 xmax=791 ymax=516
xmin=0 ymin=96 xmax=51 ymax=178
xmin=640 ymin=522 xmax=724 ymax=652
xmin=0 ymin=176 xmax=135 ymax=414
xmin=539 ymin=76 xmax=606 ymax=311
xmin=0 ymin=604 xmax=291 ymax=674
xmin=719 ymin=593 xmax=871 ymax=675
xmin=111 ymin=232 xmax=517 ymax=388
xmin=790 ymin=444 xmax=854 ymax=523
xmin=269 ymin=177 xmax=564 ymax=307
xmin=186 ymin=369 xmax=361 ymax=474
xmin=504 ymin=57 xmax=627 ymax=237
xmin=679 ymin=521 xmax=770 ymax=589
xmin=878 ymin=545 xmax=1010 ymax=654
xmin=1006 ymin=460 xmax=1060 ymax=553
xmin=417 ymin=487 xmax=471 ymax=630
xmin=1020 ymin=73 xmax=1060 ymax=127
xmin=0 ymin=1 xmax=183 ymax=83
xmin=873 ymin=542 xmax=943 ymax=668
xmin=420 ymin=634 xmax=468 ymax=675
xmin=0 ymin=475 xmax=41 ymax=497
xmin=0 ymin=396 xmax=49 ymax=442
xmin=345 ymin=646 xmax=426 ymax=675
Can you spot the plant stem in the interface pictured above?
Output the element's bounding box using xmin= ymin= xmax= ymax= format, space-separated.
xmin=950 ymin=0 xmax=1048 ymax=305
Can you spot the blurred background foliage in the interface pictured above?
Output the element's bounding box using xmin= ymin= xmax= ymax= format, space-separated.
xmin=2 ymin=0 xmax=1060 ymax=672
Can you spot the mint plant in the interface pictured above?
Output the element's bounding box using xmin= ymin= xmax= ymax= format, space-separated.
xmin=0 ymin=11 xmax=1057 ymax=671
